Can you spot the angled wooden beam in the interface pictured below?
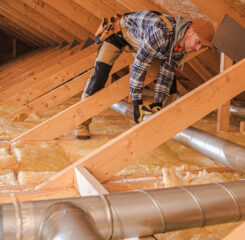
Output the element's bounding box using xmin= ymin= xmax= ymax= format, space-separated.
xmin=0 ymin=44 xmax=83 ymax=91
xmin=240 ymin=122 xmax=245 ymax=133
xmin=217 ymin=54 xmax=233 ymax=132
xmin=1 ymin=0 xmax=64 ymax=44
xmin=19 ymin=0 xmax=92 ymax=41
xmin=0 ymin=44 xmax=97 ymax=103
xmin=0 ymin=15 xmax=44 ymax=47
xmin=0 ymin=1 xmax=55 ymax=45
xmin=116 ymin=0 xmax=171 ymax=15
xmin=6 ymin=53 xmax=133 ymax=120
xmin=0 ymin=46 xmax=62 ymax=82
xmin=35 ymin=58 xmax=245 ymax=189
xmin=42 ymin=0 xmax=100 ymax=34
xmin=72 ymin=0 xmax=116 ymax=19
xmin=188 ymin=58 xmax=213 ymax=81
xmin=0 ymin=187 xmax=79 ymax=204
xmin=11 ymin=48 xmax=209 ymax=142
xmin=0 ymin=47 xmax=52 ymax=75
xmin=10 ymin=0 xmax=76 ymax=43
xmin=189 ymin=0 xmax=245 ymax=28
xmin=222 ymin=222 xmax=245 ymax=240
xmin=74 ymin=167 xmax=109 ymax=196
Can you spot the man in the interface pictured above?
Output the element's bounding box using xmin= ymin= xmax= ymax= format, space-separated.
xmin=78 ymin=11 xmax=214 ymax=137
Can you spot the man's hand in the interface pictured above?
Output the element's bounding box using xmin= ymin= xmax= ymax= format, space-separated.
xmin=133 ymin=104 xmax=152 ymax=123
xmin=149 ymin=103 xmax=162 ymax=113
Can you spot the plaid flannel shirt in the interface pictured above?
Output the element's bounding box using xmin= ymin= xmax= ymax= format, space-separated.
xmin=123 ymin=11 xmax=186 ymax=104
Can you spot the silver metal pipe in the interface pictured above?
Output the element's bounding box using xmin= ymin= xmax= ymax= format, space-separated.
xmin=172 ymin=126 xmax=245 ymax=172
xmin=1 ymin=181 xmax=245 ymax=239
xmin=110 ymin=100 xmax=245 ymax=173
xmin=39 ymin=202 xmax=103 ymax=240
xmin=230 ymin=102 xmax=245 ymax=120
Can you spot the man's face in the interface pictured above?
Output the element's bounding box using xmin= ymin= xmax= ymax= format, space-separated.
xmin=184 ymin=28 xmax=202 ymax=53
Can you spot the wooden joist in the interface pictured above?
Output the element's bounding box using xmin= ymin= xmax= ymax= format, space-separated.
xmin=1 ymin=0 xmax=64 ymax=44
xmin=0 ymin=0 xmax=55 ymax=45
xmin=0 ymin=187 xmax=79 ymax=204
xmin=222 ymin=222 xmax=245 ymax=240
xmin=8 ymin=0 xmax=76 ymax=43
xmin=74 ymin=167 xmax=109 ymax=196
xmin=116 ymin=0 xmax=171 ymax=15
xmin=189 ymin=0 xmax=245 ymax=28
xmin=217 ymin=54 xmax=233 ymax=132
xmin=0 ymin=43 xmax=83 ymax=93
xmin=6 ymin=53 xmax=133 ymax=120
xmin=35 ymin=58 xmax=245 ymax=189
xmin=42 ymin=0 xmax=100 ymax=34
xmin=0 ymin=15 xmax=44 ymax=47
xmin=19 ymin=0 xmax=93 ymax=42
xmin=0 ymin=44 xmax=97 ymax=104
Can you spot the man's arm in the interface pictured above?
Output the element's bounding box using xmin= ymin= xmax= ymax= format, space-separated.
xmin=129 ymin=25 xmax=168 ymax=105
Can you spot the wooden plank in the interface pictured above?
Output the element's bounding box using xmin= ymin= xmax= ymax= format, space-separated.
xmin=74 ymin=167 xmax=109 ymax=196
xmin=240 ymin=122 xmax=245 ymax=133
xmin=42 ymin=0 xmax=100 ymax=34
xmin=35 ymin=58 xmax=245 ymax=189
xmin=19 ymin=0 xmax=92 ymax=41
xmin=1 ymin=43 xmax=83 ymax=90
xmin=2 ymin=0 xmax=65 ymax=44
xmin=10 ymin=0 xmax=76 ymax=43
xmin=0 ymin=187 xmax=79 ymax=204
xmin=0 ymin=44 xmax=97 ymax=103
xmin=11 ymin=49 xmax=211 ymax=141
xmin=2 ymin=52 xmax=97 ymax=107
xmin=0 ymin=1 xmax=55 ymax=45
xmin=6 ymin=53 xmax=133 ymax=120
xmin=73 ymin=0 xmax=116 ymax=19
xmin=0 ymin=15 xmax=44 ymax=47
xmin=217 ymin=54 xmax=233 ymax=132
xmin=189 ymin=0 xmax=245 ymax=29
xmin=188 ymin=58 xmax=213 ymax=81
xmin=0 ymin=46 xmax=53 ymax=77
xmin=0 ymin=46 xmax=62 ymax=83
xmin=222 ymin=222 xmax=245 ymax=240
xmin=116 ymin=0 xmax=171 ymax=15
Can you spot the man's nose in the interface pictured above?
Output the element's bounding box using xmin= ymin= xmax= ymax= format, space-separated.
xmin=195 ymin=44 xmax=202 ymax=51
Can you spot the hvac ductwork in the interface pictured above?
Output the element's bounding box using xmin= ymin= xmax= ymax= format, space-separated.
xmin=110 ymin=100 xmax=245 ymax=174
xmin=230 ymin=102 xmax=245 ymax=120
xmin=1 ymin=180 xmax=245 ymax=239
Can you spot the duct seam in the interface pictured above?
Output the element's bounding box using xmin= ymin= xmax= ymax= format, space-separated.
xmin=215 ymin=183 xmax=242 ymax=221
xmin=135 ymin=190 xmax=167 ymax=233
xmin=12 ymin=198 xmax=22 ymax=240
xmin=99 ymin=194 xmax=114 ymax=240
xmin=180 ymin=186 xmax=206 ymax=227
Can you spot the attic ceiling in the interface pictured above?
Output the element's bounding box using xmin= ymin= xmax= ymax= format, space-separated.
xmin=0 ymin=0 xmax=244 ymax=48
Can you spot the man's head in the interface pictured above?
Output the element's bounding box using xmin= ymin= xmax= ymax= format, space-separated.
xmin=181 ymin=19 xmax=214 ymax=53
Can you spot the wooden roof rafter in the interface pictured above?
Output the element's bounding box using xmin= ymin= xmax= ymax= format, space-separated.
xmin=0 ymin=14 xmax=44 ymax=47
xmin=189 ymin=0 xmax=245 ymax=28
xmin=8 ymin=0 xmax=76 ymax=43
xmin=0 ymin=0 xmax=60 ymax=45
xmin=41 ymin=0 xmax=100 ymax=35
xmin=33 ymin=58 xmax=245 ymax=190
xmin=19 ymin=0 xmax=93 ymax=42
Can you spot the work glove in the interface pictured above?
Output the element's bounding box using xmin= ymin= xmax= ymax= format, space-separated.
xmin=149 ymin=103 xmax=162 ymax=113
xmin=133 ymin=103 xmax=152 ymax=123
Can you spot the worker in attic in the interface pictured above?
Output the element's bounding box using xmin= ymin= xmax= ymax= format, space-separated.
xmin=77 ymin=10 xmax=214 ymax=137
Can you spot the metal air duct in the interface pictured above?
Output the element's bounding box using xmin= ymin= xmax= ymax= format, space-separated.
xmin=110 ymin=100 xmax=245 ymax=173
xmin=1 ymin=181 xmax=245 ymax=239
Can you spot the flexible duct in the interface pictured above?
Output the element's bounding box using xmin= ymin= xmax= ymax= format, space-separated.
xmin=110 ymin=101 xmax=245 ymax=173
xmin=1 ymin=180 xmax=245 ymax=239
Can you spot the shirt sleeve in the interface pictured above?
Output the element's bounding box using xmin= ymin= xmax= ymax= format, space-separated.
xmin=129 ymin=24 xmax=168 ymax=103
xmin=153 ymin=58 xmax=179 ymax=104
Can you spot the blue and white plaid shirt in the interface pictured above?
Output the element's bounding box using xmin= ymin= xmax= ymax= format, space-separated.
xmin=122 ymin=11 xmax=186 ymax=104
